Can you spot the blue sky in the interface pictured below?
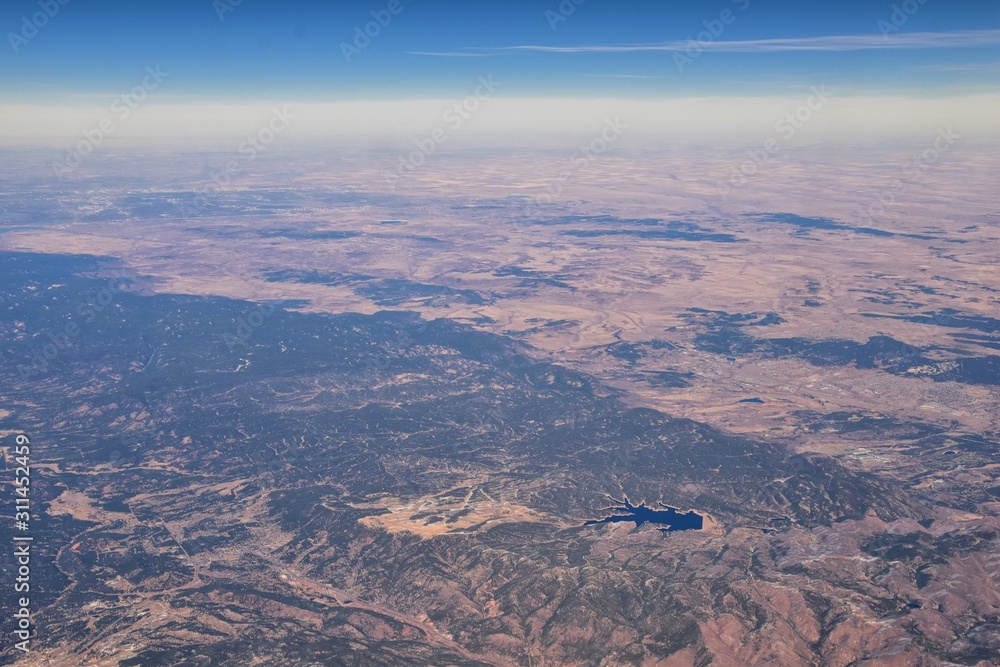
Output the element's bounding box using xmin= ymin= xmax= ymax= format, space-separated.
xmin=2 ymin=0 xmax=1000 ymax=102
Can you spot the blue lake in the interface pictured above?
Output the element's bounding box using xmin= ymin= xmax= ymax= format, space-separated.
xmin=585 ymin=498 xmax=703 ymax=532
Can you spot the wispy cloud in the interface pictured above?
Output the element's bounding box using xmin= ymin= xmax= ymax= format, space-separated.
xmin=406 ymin=51 xmax=491 ymax=57
xmin=914 ymin=62 xmax=1000 ymax=72
xmin=586 ymin=74 xmax=661 ymax=79
xmin=414 ymin=30 xmax=1000 ymax=56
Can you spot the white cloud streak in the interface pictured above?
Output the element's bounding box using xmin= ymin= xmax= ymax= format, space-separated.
xmin=586 ymin=74 xmax=661 ymax=79
xmin=915 ymin=62 xmax=1000 ymax=72
xmin=414 ymin=30 xmax=1000 ymax=56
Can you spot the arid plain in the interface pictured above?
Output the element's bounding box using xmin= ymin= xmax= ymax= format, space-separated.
xmin=1 ymin=142 xmax=998 ymax=666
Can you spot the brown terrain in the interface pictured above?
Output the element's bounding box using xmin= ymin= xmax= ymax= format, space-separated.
xmin=0 ymin=142 xmax=998 ymax=666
